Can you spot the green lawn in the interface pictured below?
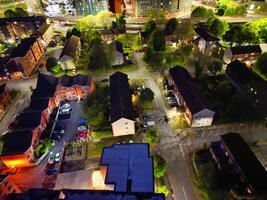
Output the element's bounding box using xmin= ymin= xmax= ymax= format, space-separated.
xmin=92 ymin=130 xmax=113 ymax=140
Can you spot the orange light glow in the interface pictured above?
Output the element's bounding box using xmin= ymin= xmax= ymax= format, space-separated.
xmin=3 ymin=159 xmax=29 ymax=168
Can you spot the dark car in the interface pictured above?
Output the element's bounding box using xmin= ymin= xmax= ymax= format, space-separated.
xmin=54 ymin=125 xmax=65 ymax=135
xmin=51 ymin=134 xmax=61 ymax=141
xmin=58 ymin=112 xmax=71 ymax=120
xmin=46 ymin=168 xmax=57 ymax=176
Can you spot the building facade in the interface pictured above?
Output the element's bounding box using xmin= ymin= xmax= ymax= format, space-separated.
xmin=132 ymin=0 xmax=192 ymax=17
xmin=0 ymin=175 xmax=21 ymax=200
xmin=0 ymin=83 xmax=9 ymax=114
xmin=168 ymin=66 xmax=215 ymax=127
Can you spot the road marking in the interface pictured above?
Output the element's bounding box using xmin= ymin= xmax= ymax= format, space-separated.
xmin=182 ymin=187 xmax=188 ymax=200
xmin=201 ymin=131 xmax=205 ymax=138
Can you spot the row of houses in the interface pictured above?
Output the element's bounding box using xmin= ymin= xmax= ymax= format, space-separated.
xmin=211 ymin=133 xmax=267 ymax=199
xmin=0 ymin=73 xmax=94 ymax=168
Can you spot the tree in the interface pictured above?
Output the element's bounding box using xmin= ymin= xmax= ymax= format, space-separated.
xmin=222 ymin=24 xmax=243 ymax=45
xmin=224 ymin=3 xmax=246 ymax=16
xmin=88 ymin=37 xmax=111 ymax=70
xmin=175 ymin=19 xmax=194 ymax=42
xmin=144 ymin=129 xmax=158 ymax=144
xmin=115 ymin=11 xmax=126 ymax=32
xmin=4 ymin=9 xmax=16 ymax=18
xmin=46 ymin=57 xmax=60 ymax=72
xmin=207 ymin=58 xmax=223 ymax=76
xmin=14 ymin=7 xmax=28 ymax=17
xmin=75 ymin=15 xmax=96 ymax=32
xmin=191 ymin=6 xmax=214 ymax=18
xmin=157 ymin=185 xmax=169 ymax=197
xmin=165 ymin=18 xmax=178 ymax=35
xmin=205 ymin=17 xmax=229 ymax=37
xmin=153 ymin=155 xmax=167 ymax=178
xmin=0 ymin=43 xmax=5 ymax=54
xmin=130 ymin=34 xmax=142 ymax=51
xmin=149 ymin=28 xmax=166 ymax=52
xmin=66 ymin=27 xmax=81 ymax=40
xmin=235 ymin=24 xmax=260 ymax=44
xmin=96 ymin=11 xmax=114 ymax=28
xmin=148 ymin=8 xmax=166 ymax=22
xmin=253 ymin=52 xmax=267 ymax=81
xmin=140 ymin=88 xmax=154 ymax=103
xmin=142 ymin=20 xmax=157 ymax=34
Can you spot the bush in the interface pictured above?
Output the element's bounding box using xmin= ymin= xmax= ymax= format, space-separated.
xmin=191 ymin=6 xmax=214 ymax=18
xmin=157 ymin=185 xmax=169 ymax=197
xmin=140 ymin=88 xmax=155 ymax=103
xmin=153 ymin=155 xmax=167 ymax=178
xmin=144 ymin=129 xmax=158 ymax=144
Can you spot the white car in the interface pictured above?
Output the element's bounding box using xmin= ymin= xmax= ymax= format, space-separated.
xmin=48 ymin=156 xmax=55 ymax=165
xmin=60 ymin=102 xmax=72 ymax=113
xmin=55 ymin=153 xmax=61 ymax=162
xmin=77 ymin=125 xmax=87 ymax=131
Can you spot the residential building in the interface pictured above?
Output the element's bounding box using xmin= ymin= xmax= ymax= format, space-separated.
xmin=194 ymin=27 xmax=219 ymax=54
xmin=108 ymin=0 xmax=124 ymax=14
xmin=168 ymin=66 xmax=215 ymax=127
xmin=225 ymin=60 xmax=267 ymax=117
xmin=110 ymin=72 xmax=135 ymax=136
xmin=0 ymin=73 xmax=94 ymax=168
xmin=210 ymin=133 xmax=267 ymax=199
xmin=7 ymin=188 xmax=165 ymax=200
xmin=0 ymin=16 xmax=48 ymax=43
xmin=0 ymin=175 xmax=21 ymax=200
xmin=131 ymin=0 xmax=192 ymax=17
xmin=74 ymin=0 xmax=109 ymax=16
xmin=100 ymin=143 xmax=154 ymax=193
xmin=37 ymin=23 xmax=53 ymax=46
xmin=110 ymin=41 xmax=124 ymax=66
xmin=0 ymin=83 xmax=9 ymax=114
xmin=0 ymin=130 xmax=39 ymax=168
xmin=6 ymin=37 xmax=45 ymax=79
xmin=59 ymin=35 xmax=81 ymax=70
xmin=223 ymin=44 xmax=267 ymax=65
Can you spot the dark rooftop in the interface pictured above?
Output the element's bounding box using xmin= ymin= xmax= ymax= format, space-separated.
xmin=110 ymin=71 xmax=134 ymax=123
xmin=0 ymin=175 xmax=8 ymax=183
xmin=110 ymin=41 xmax=123 ymax=54
xmin=100 ymin=143 xmax=154 ymax=193
xmin=57 ymin=74 xmax=92 ymax=87
xmin=1 ymin=130 xmax=33 ymax=156
xmin=29 ymin=98 xmax=50 ymax=111
xmin=35 ymin=73 xmax=58 ymax=91
xmin=31 ymin=88 xmax=55 ymax=99
xmin=37 ymin=23 xmax=50 ymax=35
xmin=221 ymin=133 xmax=267 ymax=198
xmin=195 ymin=27 xmax=219 ymax=42
xmin=0 ymin=16 xmax=46 ymax=25
xmin=230 ymin=45 xmax=262 ymax=55
xmin=0 ymin=83 xmax=6 ymax=95
xmin=11 ymin=37 xmax=38 ymax=58
xmin=17 ymin=111 xmax=42 ymax=129
xmin=7 ymin=189 xmax=165 ymax=200
xmin=59 ymin=35 xmax=80 ymax=58
xmin=225 ymin=60 xmax=256 ymax=85
xmin=169 ymin=66 xmax=212 ymax=114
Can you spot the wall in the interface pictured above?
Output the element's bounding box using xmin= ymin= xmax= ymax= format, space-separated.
xmin=112 ymin=118 xmax=135 ymax=136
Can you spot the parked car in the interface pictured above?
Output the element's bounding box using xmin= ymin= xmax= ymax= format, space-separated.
xmin=55 ymin=153 xmax=61 ymax=162
xmin=54 ymin=125 xmax=65 ymax=135
xmin=60 ymin=102 xmax=72 ymax=113
xmin=46 ymin=168 xmax=57 ymax=176
xmin=143 ymin=115 xmax=155 ymax=128
xmin=77 ymin=124 xmax=87 ymax=131
xmin=48 ymin=156 xmax=55 ymax=165
xmin=58 ymin=112 xmax=71 ymax=120
xmin=51 ymin=134 xmax=61 ymax=141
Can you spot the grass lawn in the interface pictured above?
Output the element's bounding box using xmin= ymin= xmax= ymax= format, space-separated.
xmin=0 ymin=2 xmax=27 ymax=17
xmin=88 ymin=135 xmax=142 ymax=158
xmin=92 ymin=130 xmax=113 ymax=140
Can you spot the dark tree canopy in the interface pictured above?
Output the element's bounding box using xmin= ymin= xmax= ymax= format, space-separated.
xmin=46 ymin=57 xmax=59 ymax=72
xmin=205 ymin=17 xmax=229 ymax=37
xmin=115 ymin=11 xmax=126 ymax=32
xmin=4 ymin=8 xmax=28 ymax=18
xmin=149 ymin=28 xmax=166 ymax=52
xmin=253 ymin=52 xmax=267 ymax=81
xmin=153 ymin=155 xmax=167 ymax=178
xmin=66 ymin=27 xmax=81 ymax=40
xmin=191 ymin=6 xmax=214 ymax=18
xmin=143 ymin=20 xmax=157 ymax=35
xmin=140 ymin=88 xmax=155 ymax=103
xmin=165 ymin=18 xmax=178 ymax=35
xmin=4 ymin=9 xmax=16 ymax=18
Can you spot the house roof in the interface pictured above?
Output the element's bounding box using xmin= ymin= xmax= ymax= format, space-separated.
xmin=36 ymin=73 xmax=58 ymax=91
xmin=59 ymin=35 xmax=80 ymax=59
xmin=109 ymin=71 xmax=134 ymax=123
xmin=0 ymin=83 xmax=6 ymax=95
xmin=31 ymin=88 xmax=55 ymax=99
xmin=7 ymin=189 xmax=165 ymax=200
xmin=0 ymin=16 xmax=46 ymax=27
xmin=29 ymin=98 xmax=50 ymax=111
xmin=169 ymin=66 xmax=212 ymax=114
xmin=37 ymin=23 xmax=50 ymax=35
xmin=1 ymin=130 xmax=33 ymax=156
xmin=11 ymin=37 xmax=37 ymax=58
xmin=229 ymin=45 xmax=262 ymax=55
xmin=195 ymin=27 xmax=219 ymax=42
xmin=17 ymin=111 xmax=42 ymax=129
xmin=57 ymin=74 xmax=92 ymax=87
xmin=111 ymin=41 xmax=123 ymax=54
xmin=225 ymin=60 xmax=256 ymax=85
xmin=100 ymin=143 xmax=154 ymax=193
xmin=221 ymin=133 xmax=267 ymax=198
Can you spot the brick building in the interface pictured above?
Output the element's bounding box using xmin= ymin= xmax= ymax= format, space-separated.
xmin=0 ymin=83 xmax=9 ymax=114
xmin=0 ymin=175 xmax=21 ymax=200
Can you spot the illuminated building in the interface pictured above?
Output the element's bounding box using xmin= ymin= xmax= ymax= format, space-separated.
xmin=0 ymin=175 xmax=21 ymax=200
xmin=110 ymin=72 xmax=135 ymax=136
xmin=0 ymin=83 xmax=10 ymax=114
xmin=131 ymin=0 xmax=192 ymax=17
xmin=168 ymin=66 xmax=215 ymax=127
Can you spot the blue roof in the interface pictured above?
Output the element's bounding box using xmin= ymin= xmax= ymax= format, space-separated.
xmin=100 ymin=143 xmax=154 ymax=193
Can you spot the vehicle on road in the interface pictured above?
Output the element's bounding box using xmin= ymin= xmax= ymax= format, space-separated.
xmin=54 ymin=125 xmax=65 ymax=135
xmin=55 ymin=153 xmax=61 ymax=162
xmin=48 ymin=156 xmax=55 ymax=165
xmin=51 ymin=133 xmax=61 ymax=141
xmin=77 ymin=124 xmax=87 ymax=131
xmin=46 ymin=168 xmax=57 ymax=176
xmin=60 ymin=102 xmax=72 ymax=113
xmin=143 ymin=115 xmax=155 ymax=128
